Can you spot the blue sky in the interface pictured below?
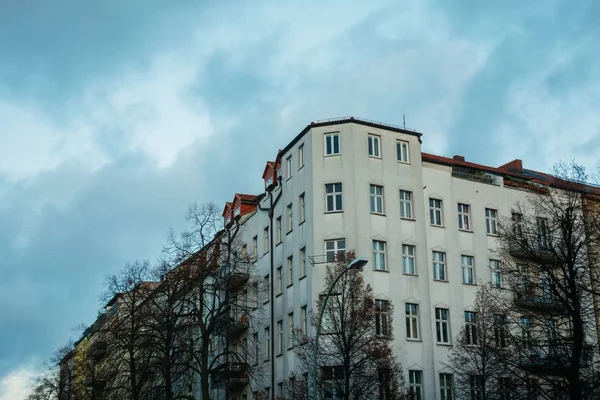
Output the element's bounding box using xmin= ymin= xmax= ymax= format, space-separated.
xmin=1 ymin=0 xmax=599 ymax=397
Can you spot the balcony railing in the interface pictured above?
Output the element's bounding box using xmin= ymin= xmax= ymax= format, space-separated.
xmin=211 ymin=362 xmax=249 ymax=389
xmin=514 ymin=289 xmax=566 ymax=313
xmin=218 ymin=307 xmax=249 ymax=338
xmin=509 ymin=237 xmax=557 ymax=263
xmin=452 ymin=168 xmax=500 ymax=186
xmin=519 ymin=342 xmax=593 ymax=373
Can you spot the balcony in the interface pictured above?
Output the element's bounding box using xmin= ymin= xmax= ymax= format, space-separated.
xmin=508 ymin=237 xmax=557 ymax=263
xmin=452 ymin=167 xmax=500 ymax=186
xmin=514 ymin=290 xmax=566 ymax=314
xmin=519 ymin=342 xmax=593 ymax=374
xmin=228 ymin=270 xmax=250 ymax=292
xmin=218 ymin=308 xmax=249 ymax=338
xmin=211 ymin=362 xmax=249 ymax=389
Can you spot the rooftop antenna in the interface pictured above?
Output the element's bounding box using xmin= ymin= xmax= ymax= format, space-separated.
xmin=403 ymin=115 xmax=406 ymax=129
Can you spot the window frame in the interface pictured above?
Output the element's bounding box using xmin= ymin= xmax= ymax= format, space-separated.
xmin=433 ymin=251 xmax=447 ymax=281
xmin=286 ymin=203 xmax=293 ymax=233
xmin=276 ymin=217 xmax=282 ymax=244
xmin=430 ymin=198 xmax=444 ymax=226
xmin=264 ymin=327 xmax=270 ymax=360
xmin=397 ymin=140 xmax=410 ymax=163
xmin=325 ymin=239 xmax=346 ymax=262
xmin=325 ymin=183 xmax=343 ymax=212
xmin=399 ymin=190 xmax=413 ymax=219
xmin=299 ymin=193 xmax=306 ymax=224
xmin=406 ymin=303 xmax=420 ymax=340
xmin=299 ymin=247 xmax=306 ymax=278
xmin=368 ymin=134 xmax=382 ymax=158
xmin=288 ymin=312 xmax=294 ymax=349
xmin=276 ymin=320 xmax=283 ymax=356
xmin=465 ymin=311 xmax=478 ymax=346
xmin=435 ymin=308 xmax=451 ymax=344
xmin=375 ymin=299 xmax=390 ymax=337
xmin=298 ymin=144 xmax=305 ymax=169
xmin=286 ymin=256 xmax=293 ymax=287
xmin=301 ymin=305 xmax=308 ymax=338
xmin=276 ymin=267 xmax=283 ymax=296
xmin=252 ymin=236 xmax=258 ymax=260
xmin=440 ymin=373 xmax=453 ymax=400
xmin=324 ymin=132 xmax=340 ymax=156
xmin=286 ymin=155 xmax=292 ymax=180
xmin=373 ymin=240 xmax=387 ymax=271
xmin=490 ymin=259 xmax=502 ymax=288
xmin=263 ymin=227 xmax=269 ymax=254
xmin=370 ymin=184 xmax=385 ymax=214
xmin=408 ymin=370 xmax=423 ymax=400
xmin=402 ymin=244 xmax=416 ymax=275
xmin=485 ymin=208 xmax=498 ymax=235
xmin=462 ymin=255 xmax=475 ymax=284
xmin=263 ymin=275 xmax=270 ymax=304
xmin=458 ymin=203 xmax=471 ymax=231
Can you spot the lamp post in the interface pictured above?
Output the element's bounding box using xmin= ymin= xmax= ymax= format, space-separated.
xmin=311 ymin=257 xmax=368 ymax=400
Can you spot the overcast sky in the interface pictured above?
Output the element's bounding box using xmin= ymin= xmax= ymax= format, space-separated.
xmin=1 ymin=1 xmax=600 ymax=398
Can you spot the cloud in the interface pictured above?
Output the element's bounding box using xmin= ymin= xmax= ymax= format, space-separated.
xmin=0 ymin=365 xmax=37 ymax=400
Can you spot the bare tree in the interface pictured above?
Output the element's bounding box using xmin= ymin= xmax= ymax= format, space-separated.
xmin=293 ymin=251 xmax=408 ymax=400
xmin=446 ymin=285 xmax=513 ymax=400
xmin=489 ymin=161 xmax=600 ymax=399
xmin=28 ymin=345 xmax=74 ymax=400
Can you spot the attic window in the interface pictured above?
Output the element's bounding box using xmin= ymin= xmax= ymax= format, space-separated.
xmin=234 ymin=207 xmax=241 ymax=216
xmin=265 ymin=177 xmax=273 ymax=188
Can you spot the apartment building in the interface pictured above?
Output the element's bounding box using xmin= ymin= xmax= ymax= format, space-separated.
xmin=215 ymin=117 xmax=599 ymax=400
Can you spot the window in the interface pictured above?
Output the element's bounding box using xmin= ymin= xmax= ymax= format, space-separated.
xmin=526 ymin=379 xmax=539 ymax=400
xmin=299 ymin=193 xmax=305 ymax=223
xmin=494 ymin=314 xmax=507 ymax=348
xmin=250 ymin=283 xmax=258 ymax=309
xmin=397 ymin=140 xmax=410 ymax=163
xmin=408 ymin=370 xmax=423 ymax=400
xmin=326 ymin=239 xmax=346 ymax=262
xmin=462 ymin=255 xmax=475 ymax=284
xmin=458 ymin=203 xmax=471 ymax=231
xmin=521 ymin=316 xmax=532 ymax=346
xmin=286 ymin=204 xmax=293 ymax=233
xmin=368 ymin=134 xmax=381 ymax=157
xmin=399 ymin=190 xmax=413 ymax=219
xmin=276 ymin=267 xmax=282 ymax=295
xmin=485 ymin=208 xmax=497 ymax=235
xmin=300 ymin=247 xmax=306 ymax=278
xmin=433 ymin=251 xmax=447 ymax=281
xmin=286 ymin=156 xmax=292 ymax=179
xmin=278 ymin=383 xmax=283 ymax=398
xmin=253 ymin=332 xmax=259 ymax=365
xmin=402 ymin=244 xmax=416 ymax=275
xmin=321 ymin=366 xmax=344 ymax=399
xmin=325 ymin=183 xmax=343 ymax=212
xmin=252 ymin=236 xmax=258 ymax=260
xmin=378 ymin=369 xmax=391 ymax=400
xmin=440 ymin=373 xmax=453 ymax=400
xmin=301 ymin=305 xmax=308 ymax=337
xmin=375 ymin=300 xmax=389 ymax=336
xmin=263 ymin=275 xmax=270 ymax=303
xmin=512 ymin=212 xmax=524 ymax=240
xmin=276 ymin=320 xmax=283 ymax=355
xmin=276 ymin=217 xmax=282 ymax=244
xmin=537 ymin=217 xmax=548 ymax=249
xmin=430 ymin=198 xmax=443 ymax=226
xmin=370 ymin=185 xmax=385 ymax=214
xmin=298 ymin=144 xmax=304 ymax=169
xmin=490 ymin=259 xmax=502 ymax=287
xmin=373 ymin=240 xmax=387 ymax=271
xmin=264 ymin=327 xmax=270 ymax=360
xmin=435 ymin=308 xmax=450 ymax=344
xmin=263 ymin=227 xmax=269 ymax=254
xmin=324 ymin=133 xmax=340 ymax=156
xmin=287 ymin=256 xmax=293 ymax=286
xmin=406 ymin=303 xmax=420 ymax=340
xmin=241 ymin=244 xmax=248 ymax=260
xmin=498 ymin=377 xmax=511 ymax=400
xmin=288 ymin=313 xmax=294 ymax=348
xmin=465 ymin=311 xmax=477 ymax=345
xmin=470 ymin=375 xmax=483 ymax=400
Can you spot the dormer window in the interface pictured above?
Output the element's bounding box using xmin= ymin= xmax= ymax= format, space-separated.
xmin=265 ymin=177 xmax=273 ymax=188
xmin=234 ymin=207 xmax=241 ymax=217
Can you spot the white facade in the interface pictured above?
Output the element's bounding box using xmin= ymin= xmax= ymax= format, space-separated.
xmin=228 ymin=119 xmax=535 ymax=400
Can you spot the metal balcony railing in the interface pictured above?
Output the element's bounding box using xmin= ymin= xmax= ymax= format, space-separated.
xmin=211 ymin=362 xmax=250 ymax=389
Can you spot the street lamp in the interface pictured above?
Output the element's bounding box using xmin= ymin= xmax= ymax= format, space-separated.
xmin=311 ymin=257 xmax=368 ymax=400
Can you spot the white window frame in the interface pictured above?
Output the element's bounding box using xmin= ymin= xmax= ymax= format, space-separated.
xmin=276 ymin=320 xmax=283 ymax=355
xmin=368 ymin=134 xmax=381 ymax=158
xmin=300 ymin=247 xmax=306 ymax=278
xmin=325 ymin=239 xmax=346 ymax=262
xmin=298 ymin=144 xmax=304 ymax=169
xmin=435 ymin=308 xmax=450 ymax=344
xmin=399 ymin=190 xmax=413 ymax=219
xmin=406 ymin=303 xmax=420 ymax=340
xmin=370 ymin=184 xmax=385 ymax=214
xmin=462 ymin=255 xmax=475 ymax=284
xmin=465 ymin=311 xmax=478 ymax=345
xmin=433 ymin=251 xmax=447 ymax=281
xmin=373 ymin=240 xmax=387 ymax=271
xmin=458 ymin=203 xmax=471 ymax=231
xmin=276 ymin=267 xmax=283 ymax=295
xmin=408 ymin=370 xmax=423 ymax=400
xmin=253 ymin=332 xmax=259 ymax=365
xmin=325 ymin=183 xmax=343 ymax=212
xmin=430 ymin=198 xmax=443 ymax=226
xmin=288 ymin=312 xmax=294 ymax=349
xmin=286 ymin=156 xmax=292 ymax=180
xmin=263 ymin=227 xmax=269 ymax=254
xmin=440 ymin=373 xmax=453 ymax=400
xmin=264 ymin=327 xmax=270 ymax=360
xmin=490 ymin=259 xmax=502 ymax=287
xmin=375 ymin=299 xmax=390 ymax=336
xmin=485 ymin=208 xmax=497 ymax=235
xmin=301 ymin=305 xmax=308 ymax=337
xmin=276 ymin=217 xmax=282 ymax=244
xmin=397 ymin=140 xmax=410 ymax=163
xmin=324 ymin=132 xmax=340 ymax=156
xmin=287 ymin=256 xmax=293 ymax=286
xmin=299 ymin=193 xmax=305 ymax=223
xmin=263 ymin=275 xmax=270 ymax=303
xmin=402 ymin=244 xmax=416 ymax=275
xmin=252 ymin=236 xmax=258 ymax=260
xmin=286 ymin=204 xmax=293 ymax=233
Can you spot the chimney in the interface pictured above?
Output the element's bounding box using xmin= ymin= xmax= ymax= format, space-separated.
xmin=499 ymin=159 xmax=523 ymax=173
xmin=453 ymin=155 xmax=465 ymax=162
